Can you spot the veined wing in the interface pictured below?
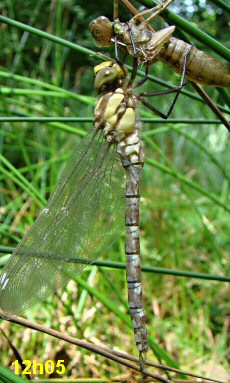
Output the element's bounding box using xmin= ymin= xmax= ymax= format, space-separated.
xmin=0 ymin=128 xmax=125 ymax=316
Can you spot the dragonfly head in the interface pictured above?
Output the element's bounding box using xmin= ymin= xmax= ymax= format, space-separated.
xmin=94 ymin=61 xmax=126 ymax=93
xmin=90 ymin=16 xmax=113 ymax=47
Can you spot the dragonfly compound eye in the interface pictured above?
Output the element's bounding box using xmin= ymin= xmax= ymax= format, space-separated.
xmin=89 ymin=16 xmax=113 ymax=47
xmin=94 ymin=62 xmax=125 ymax=93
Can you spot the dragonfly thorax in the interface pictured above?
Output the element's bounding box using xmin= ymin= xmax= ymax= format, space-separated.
xmin=94 ymin=61 xmax=137 ymax=142
xmin=95 ymin=87 xmax=137 ymax=142
xmin=94 ymin=61 xmax=144 ymax=165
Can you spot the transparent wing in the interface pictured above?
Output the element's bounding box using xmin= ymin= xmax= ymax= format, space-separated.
xmin=0 ymin=128 xmax=125 ymax=316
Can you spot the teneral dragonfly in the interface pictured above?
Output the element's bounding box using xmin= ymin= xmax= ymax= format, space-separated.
xmin=0 ymin=41 xmax=191 ymax=368
xmin=93 ymin=50 xmax=191 ymax=365
xmin=90 ymin=0 xmax=230 ymax=88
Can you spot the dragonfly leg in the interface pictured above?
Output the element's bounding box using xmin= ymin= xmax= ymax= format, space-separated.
xmin=138 ymin=82 xmax=189 ymax=119
xmin=127 ymin=23 xmax=138 ymax=57
xmin=91 ymin=51 xmax=113 ymax=62
xmin=138 ymin=45 xmax=193 ymax=119
xmin=128 ymin=56 xmax=139 ymax=87
xmin=114 ymin=35 xmax=122 ymax=63
xmin=133 ymin=64 xmax=149 ymax=89
xmin=126 ymin=17 xmax=148 ymax=66
xmin=113 ymin=0 xmax=119 ymax=19
xmin=114 ymin=31 xmax=128 ymax=68
xmin=112 ymin=0 xmax=127 ymax=66
xmin=131 ymin=0 xmax=173 ymax=25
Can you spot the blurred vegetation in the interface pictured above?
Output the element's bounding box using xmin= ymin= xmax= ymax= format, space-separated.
xmin=0 ymin=0 xmax=229 ymax=381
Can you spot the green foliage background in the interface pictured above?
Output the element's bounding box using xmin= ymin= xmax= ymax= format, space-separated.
xmin=0 ymin=0 xmax=229 ymax=380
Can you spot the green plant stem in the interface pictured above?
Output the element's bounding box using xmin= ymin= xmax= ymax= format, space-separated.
xmin=0 ymin=87 xmax=94 ymax=101
xmin=1 ymin=247 xmax=229 ymax=282
xmin=0 ymin=108 xmax=87 ymax=136
xmin=0 ymin=15 xmax=95 ymax=58
xmin=0 ymin=117 xmax=222 ymax=124
xmin=0 ymin=69 xmax=95 ymax=104
xmin=0 ymin=366 xmax=27 ymax=383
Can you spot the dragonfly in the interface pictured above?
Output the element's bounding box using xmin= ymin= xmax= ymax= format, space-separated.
xmin=0 ymin=24 xmax=192 ymax=367
xmin=90 ymin=0 xmax=230 ymax=88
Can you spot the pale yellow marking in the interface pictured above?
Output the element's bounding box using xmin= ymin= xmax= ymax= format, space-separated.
xmin=104 ymin=93 xmax=124 ymax=119
xmin=94 ymin=92 xmax=112 ymax=115
xmin=115 ymin=87 xmax=124 ymax=94
xmin=94 ymin=61 xmax=114 ymax=75
xmin=116 ymin=107 xmax=135 ymax=134
xmin=94 ymin=61 xmax=124 ymax=78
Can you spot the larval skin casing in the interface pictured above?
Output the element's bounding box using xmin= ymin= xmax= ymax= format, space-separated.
xmin=90 ymin=16 xmax=230 ymax=88
xmin=159 ymin=37 xmax=230 ymax=88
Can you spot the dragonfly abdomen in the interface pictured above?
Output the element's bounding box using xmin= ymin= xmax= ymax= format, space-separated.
xmin=122 ymin=129 xmax=148 ymax=354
